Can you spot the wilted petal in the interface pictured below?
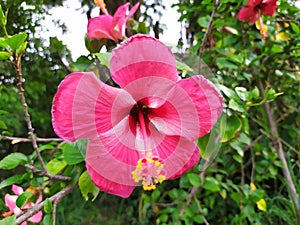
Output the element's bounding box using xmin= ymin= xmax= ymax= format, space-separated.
xmin=12 ymin=185 xmax=24 ymax=195
xmin=4 ymin=194 xmax=17 ymax=212
xmin=28 ymin=211 xmax=43 ymax=223
xmin=110 ymin=34 xmax=179 ymax=87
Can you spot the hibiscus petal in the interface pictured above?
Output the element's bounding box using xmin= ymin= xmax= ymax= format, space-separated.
xmin=87 ymin=15 xmax=117 ymax=41
xmin=261 ymin=0 xmax=277 ymax=16
xmin=111 ymin=3 xmax=130 ymax=40
xmin=53 ymin=71 xmax=139 ymax=142
xmin=248 ymin=0 xmax=263 ymax=8
xmin=176 ymin=75 xmax=223 ymax=138
xmin=110 ymin=34 xmax=179 ymax=87
xmin=4 ymin=194 xmax=17 ymax=212
xmin=86 ymin=163 xmax=136 ymax=198
xmin=169 ymin=145 xmax=200 ymax=179
xmin=152 ymin=136 xmax=199 ymax=179
xmin=12 ymin=185 xmax=24 ymax=195
xmin=28 ymin=211 xmax=43 ymax=223
xmin=237 ymin=7 xmax=259 ymax=24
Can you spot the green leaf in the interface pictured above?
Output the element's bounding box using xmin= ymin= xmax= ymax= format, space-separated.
xmin=290 ymin=22 xmax=300 ymax=35
xmin=16 ymin=190 xmax=33 ymax=208
xmin=187 ymin=173 xmax=201 ymax=187
xmin=79 ymin=171 xmax=99 ymax=201
xmin=0 ymin=174 xmax=29 ymax=189
xmin=43 ymin=215 xmax=53 ymax=225
xmin=5 ymin=33 xmax=27 ymax=52
xmin=220 ymin=115 xmax=242 ymax=142
xmin=228 ymin=99 xmax=245 ymax=112
xmin=0 ymin=51 xmax=11 ymax=60
xmin=203 ymin=177 xmax=220 ymax=192
xmin=0 ymin=215 xmax=16 ymax=225
xmin=0 ymin=120 xmax=7 ymax=129
xmin=0 ymin=152 xmax=28 ymax=170
xmin=176 ymin=60 xmax=194 ymax=73
xmin=62 ymin=140 xmax=86 ymax=165
xmin=216 ymin=57 xmax=238 ymax=69
xmin=44 ymin=198 xmax=53 ymax=214
xmin=197 ymin=15 xmax=210 ymax=27
xmin=94 ymin=52 xmax=111 ymax=68
xmin=46 ymin=158 xmax=67 ymax=175
xmin=0 ymin=5 xmax=8 ymax=28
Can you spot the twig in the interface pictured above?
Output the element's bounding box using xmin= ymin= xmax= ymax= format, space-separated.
xmin=13 ymin=54 xmax=47 ymax=172
xmin=193 ymin=195 xmax=210 ymax=225
xmin=24 ymin=164 xmax=71 ymax=181
xmin=0 ymin=135 xmax=63 ymax=143
xmin=198 ymin=0 xmax=220 ymax=73
xmin=257 ymin=81 xmax=300 ymax=224
xmin=16 ymin=184 xmax=78 ymax=225
xmin=180 ymin=160 xmax=210 ymax=216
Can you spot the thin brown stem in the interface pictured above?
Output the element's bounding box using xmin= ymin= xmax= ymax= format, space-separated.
xmin=15 ymin=184 xmax=78 ymax=225
xmin=0 ymin=135 xmax=63 ymax=143
xmin=198 ymin=0 xmax=220 ymax=73
xmin=257 ymin=81 xmax=300 ymax=224
xmin=13 ymin=54 xmax=47 ymax=171
xmin=24 ymin=164 xmax=71 ymax=181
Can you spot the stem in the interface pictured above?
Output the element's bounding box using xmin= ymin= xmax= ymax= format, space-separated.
xmin=0 ymin=135 xmax=63 ymax=143
xmin=24 ymin=164 xmax=71 ymax=181
xmin=198 ymin=0 xmax=220 ymax=73
xmin=15 ymin=184 xmax=78 ymax=225
xmin=13 ymin=54 xmax=47 ymax=172
xmin=257 ymin=81 xmax=300 ymax=224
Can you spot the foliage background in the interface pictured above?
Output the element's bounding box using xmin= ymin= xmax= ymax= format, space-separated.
xmin=0 ymin=0 xmax=299 ymax=224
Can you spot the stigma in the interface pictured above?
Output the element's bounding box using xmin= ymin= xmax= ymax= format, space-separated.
xmin=132 ymin=151 xmax=166 ymax=190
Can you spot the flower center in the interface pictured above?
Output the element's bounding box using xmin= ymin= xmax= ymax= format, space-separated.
xmin=132 ymin=151 xmax=166 ymax=190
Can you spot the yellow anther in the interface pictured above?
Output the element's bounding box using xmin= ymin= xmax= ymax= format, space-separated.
xmin=132 ymin=152 xmax=166 ymax=190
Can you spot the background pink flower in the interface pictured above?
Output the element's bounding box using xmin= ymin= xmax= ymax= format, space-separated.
xmin=1 ymin=185 xmax=43 ymax=225
xmin=52 ymin=34 xmax=223 ymax=198
xmin=87 ymin=2 xmax=139 ymax=42
xmin=237 ymin=0 xmax=277 ymax=24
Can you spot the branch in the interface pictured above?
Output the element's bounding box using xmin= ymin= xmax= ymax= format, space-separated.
xmin=24 ymin=164 xmax=71 ymax=181
xmin=15 ymin=184 xmax=78 ymax=225
xmin=13 ymin=54 xmax=47 ymax=172
xmin=198 ymin=0 xmax=220 ymax=73
xmin=257 ymin=81 xmax=300 ymax=224
xmin=0 ymin=135 xmax=63 ymax=143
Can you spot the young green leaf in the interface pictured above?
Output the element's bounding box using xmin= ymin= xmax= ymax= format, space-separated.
xmin=16 ymin=190 xmax=33 ymax=208
xmin=0 ymin=174 xmax=29 ymax=189
xmin=44 ymin=198 xmax=53 ymax=214
xmin=5 ymin=33 xmax=27 ymax=52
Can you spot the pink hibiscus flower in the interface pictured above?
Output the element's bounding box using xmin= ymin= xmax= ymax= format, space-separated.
xmin=1 ymin=185 xmax=43 ymax=225
xmin=237 ymin=0 xmax=277 ymax=25
xmin=52 ymin=34 xmax=223 ymax=198
xmin=87 ymin=2 xmax=140 ymax=42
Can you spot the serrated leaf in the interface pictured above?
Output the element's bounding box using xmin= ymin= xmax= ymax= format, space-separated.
xmin=0 ymin=215 xmax=16 ymax=225
xmin=79 ymin=171 xmax=99 ymax=201
xmin=0 ymin=152 xmax=28 ymax=170
xmin=44 ymin=198 xmax=53 ymax=214
xmin=0 ymin=174 xmax=29 ymax=189
xmin=187 ymin=173 xmax=201 ymax=187
xmin=46 ymin=159 xmax=67 ymax=175
xmin=5 ymin=33 xmax=27 ymax=52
